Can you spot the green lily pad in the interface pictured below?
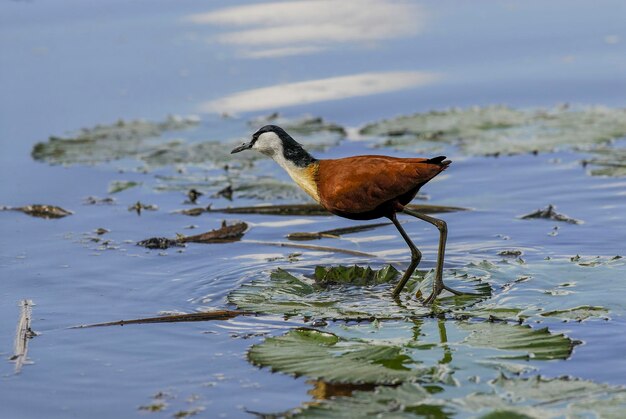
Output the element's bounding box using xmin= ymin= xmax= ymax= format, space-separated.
xmin=249 ymin=320 xmax=573 ymax=387
xmin=32 ymin=115 xmax=200 ymax=166
xmin=360 ymin=106 xmax=626 ymax=156
xmin=460 ymin=322 xmax=574 ymax=361
xmin=313 ymin=265 xmax=399 ymax=287
xmin=228 ymin=265 xmax=490 ymax=320
xmin=453 ymin=256 xmax=625 ymax=322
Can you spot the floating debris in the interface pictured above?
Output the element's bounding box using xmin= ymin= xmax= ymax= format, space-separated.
xmin=137 ymin=237 xmax=183 ymax=250
xmin=498 ymin=249 xmax=523 ymax=257
xmin=1 ymin=204 xmax=73 ymax=219
xmin=181 ymin=221 xmax=248 ymax=244
xmin=128 ymin=201 xmax=158 ymax=215
xmin=138 ymin=221 xmax=248 ymax=249
xmin=83 ymin=196 xmax=116 ymax=205
xmin=176 ymin=205 xmax=212 ymax=216
xmin=186 ymin=188 xmax=203 ymax=204
xmin=72 ymin=310 xmax=250 ymax=328
xmin=215 ymin=184 xmax=233 ymax=200
xmin=314 ymin=265 xmax=399 ymax=287
xmin=520 ymin=204 xmax=582 ymax=224
xmin=209 ymin=203 xmax=466 ymax=216
xmin=287 ymin=222 xmax=392 ymax=241
xmin=11 ymin=299 xmax=37 ymax=374
xmin=108 ymin=180 xmax=141 ymax=194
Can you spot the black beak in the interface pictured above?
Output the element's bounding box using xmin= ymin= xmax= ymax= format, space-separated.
xmin=230 ymin=142 xmax=252 ymax=154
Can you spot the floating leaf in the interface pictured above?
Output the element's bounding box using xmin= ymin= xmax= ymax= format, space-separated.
xmin=248 ymin=328 xmax=443 ymax=385
xmin=360 ymin=105 xmax=626 ymax=156
xmin=108 ymin=180 xmax=140 ymax=194
xmin=1 ymin=204 xmax=72 ymax=219
xmin=228 ymin=266 xmax=490 ymax=320
xmin=460 ymin=322 xmax=574 ymax=361
xmin=32 ymin=115 xmax=200 ymax=165
xmin=249 ymin=320 xmax=574 ymax=387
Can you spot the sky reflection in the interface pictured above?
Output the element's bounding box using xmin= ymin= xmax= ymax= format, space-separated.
xmin=186 ymin=0 xmax=425 ymax=58
xmin=200 ymin=71 xmax=440 ymax=114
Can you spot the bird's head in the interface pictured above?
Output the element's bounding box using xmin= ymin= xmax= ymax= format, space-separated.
xmin=231 ymin=125 xmax=287 ymax=157
xmin=230 ymin=125 xmax=316 ymax=168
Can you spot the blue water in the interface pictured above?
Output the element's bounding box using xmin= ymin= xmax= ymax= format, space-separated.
xmin=1 ymin=1 xmax=625 ymax=417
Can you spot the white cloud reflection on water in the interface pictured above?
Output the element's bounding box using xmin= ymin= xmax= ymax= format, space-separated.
xmin=199 ymin=71 xmax=440 ymax=114
xmin=185 ymin=0 xmax=425 ymax=58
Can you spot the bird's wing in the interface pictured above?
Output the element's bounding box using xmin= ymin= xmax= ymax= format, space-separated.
xmin=317 ymin=156 xmax=447 ymax=214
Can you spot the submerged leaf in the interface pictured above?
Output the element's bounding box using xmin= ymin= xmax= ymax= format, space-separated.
xmin=453 ymin=256 xmax=625 ymax=321
xmin=360 ymin=105 xmax=626 ymax=156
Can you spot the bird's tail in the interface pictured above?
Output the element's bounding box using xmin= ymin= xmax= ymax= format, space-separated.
xmin=426 ymin=156 xmax=452 ymax=167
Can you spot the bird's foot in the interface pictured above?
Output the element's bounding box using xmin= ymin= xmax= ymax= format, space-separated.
xmin=422 ymin=282 xmax=481 ymax=306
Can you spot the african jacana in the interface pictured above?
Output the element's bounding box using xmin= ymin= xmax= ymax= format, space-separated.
xmin=231 ymin=125 xmax=468 ymax=304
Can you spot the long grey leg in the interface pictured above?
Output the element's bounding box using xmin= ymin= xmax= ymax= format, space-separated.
xmin=402 ymin=208 xmax=468 ymax=304
xmin=389 ymin=213 xmax=422 ymax=298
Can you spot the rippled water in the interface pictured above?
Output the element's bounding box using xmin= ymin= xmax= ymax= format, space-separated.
xmin=1 ymin=1 xmax=625 ymax=418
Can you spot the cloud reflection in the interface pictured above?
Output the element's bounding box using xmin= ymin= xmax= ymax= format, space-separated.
xmin=199 ymin=71 xmax=440 ymax=114
xmin=186 ymin=0 xmax=424 ymax=58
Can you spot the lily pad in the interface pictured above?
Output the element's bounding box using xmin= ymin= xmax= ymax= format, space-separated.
xmin=249 ymin=320 xmax=573 ymax=386
xmin=314 ymin=265 xmax=399 ymax=287
xmin=360 ymin=105 xmax=626 ymax=156
xmin=32 ymin=115 xmax=200 ymax=165
xmin=228 ymin=265 xmax=490 ymax=320
xmin=249 ymin=114 xmax=346 ymax=138
xmin=294 ymin=374 xmax=626 ymax=418
xmin=453 ymin=257 xmax=626 ymax=322
xmin=582 ymin=146 xmax=626 ymax=177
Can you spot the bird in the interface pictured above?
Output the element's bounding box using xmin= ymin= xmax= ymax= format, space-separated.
xmin=231 ymin=125 xmax=470 ymax=304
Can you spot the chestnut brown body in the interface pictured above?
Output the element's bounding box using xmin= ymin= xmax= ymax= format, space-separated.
xmin=316 ymin=155 xmax=450 ymax=220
